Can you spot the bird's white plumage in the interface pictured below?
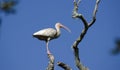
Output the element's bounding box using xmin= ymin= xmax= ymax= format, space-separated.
xmin=33 ymin=23 xmax=70 ymax=54
xmin=33 ymin=28 xmax=58 ymax=40
xmin=34 ymin=28 xmax=56 ymax=37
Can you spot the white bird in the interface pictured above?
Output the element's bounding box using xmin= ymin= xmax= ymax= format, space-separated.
xmin=33 ymin=22 xmax=71 ymax=54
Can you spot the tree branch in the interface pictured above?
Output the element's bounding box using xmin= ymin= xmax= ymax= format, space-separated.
xmin=88 ymin=0 xmax=101 ymax=27
xmin=57 ymin=62 xmax=72 ymax=70
xmin=72 ymin=0 xmax=88 ymax=28
xmin=73 ymin=46 xmax=89 ymax=70
xmin=46 ymin=54 xmax=54 ymax=70
xmin=72 ymin=0 xmax=100 ymax=70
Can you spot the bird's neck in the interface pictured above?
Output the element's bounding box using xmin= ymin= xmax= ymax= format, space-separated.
xmin=56 ymin=27 xmax=61 ymax=37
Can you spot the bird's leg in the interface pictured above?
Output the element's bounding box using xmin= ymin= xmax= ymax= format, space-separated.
xmin=46 ymin=41 xmax=51 ymax=54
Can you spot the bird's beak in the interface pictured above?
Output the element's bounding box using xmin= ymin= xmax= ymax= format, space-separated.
xmin=60 ymin=24 xmax=71 ymax=33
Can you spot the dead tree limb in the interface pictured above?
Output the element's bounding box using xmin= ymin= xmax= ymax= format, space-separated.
xmin=72 ymin=0 xmax=100 ymax=70
xmin=46 ymin=54 xmax=54 ymax=70
xmin=57 ymin=62 xmax=72 ymax=70
xmin=88 ymin=0 xmax=100 ymax=27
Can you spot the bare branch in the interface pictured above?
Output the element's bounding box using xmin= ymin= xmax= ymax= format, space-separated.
xmin=72 ymin=1 xmax=88 ymax=29
xmin=73 ymin=0 xmax=81 ymax=4
xmin=73 ymin=27 xmax=88 ymax=48
xmin=72 ymin=1 xmax=88 ymax=69
xmin=72 ymin=0 xmax=100 ymax=70
xmin=73 ymin=0 xmax=76 ymax=2
xmin=77 ymin=0 xmax=81 ymax=6
xmin=57 ymin=62 xmax=72 ymax=70
xmin=46 ymin=54 xmax=54 ymax=70
xmin=88 ymin=0 xmax=100 ymax=27
xmin=73 ymin=46 xmax=89 ymax=70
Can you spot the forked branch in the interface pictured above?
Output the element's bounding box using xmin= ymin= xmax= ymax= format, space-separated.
xmin=72 ymin=0 xmax=100 ymax=70
xmin=47 ymin=0 xmax=100 ymax=70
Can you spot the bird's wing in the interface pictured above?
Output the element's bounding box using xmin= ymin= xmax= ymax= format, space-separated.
xmin=35 ymin=28 xmax=57 ymax=37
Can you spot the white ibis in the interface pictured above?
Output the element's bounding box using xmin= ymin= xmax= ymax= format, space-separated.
xmin=33 ymin=22 xmax=71 ymax=54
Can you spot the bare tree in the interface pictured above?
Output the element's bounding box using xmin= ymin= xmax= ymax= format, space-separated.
xmin=37 ymin=0 xmax=101 ymax=70
xmin=58 ymin=0 xmax=100 ymax=70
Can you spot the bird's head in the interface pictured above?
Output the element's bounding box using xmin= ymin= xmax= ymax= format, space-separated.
xmin=55 ymin=22 xmax=71 ymax=32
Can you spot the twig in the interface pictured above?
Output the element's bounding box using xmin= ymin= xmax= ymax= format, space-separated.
xmin=88 ymin=0 xmax=101 ymax=27
xmin=46 ymin=54 xmax=54 ymax=70
xmin=77 ymin=0 xmax=81 ymax=5
xmin=72 ymin=0 xmax=100 ymax=70
xmin=57 ymin=62 xmax=72 ymax=70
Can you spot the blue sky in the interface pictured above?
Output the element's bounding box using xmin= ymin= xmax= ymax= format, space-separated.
xmin=0 ymin=0 xmax=120 ymax=70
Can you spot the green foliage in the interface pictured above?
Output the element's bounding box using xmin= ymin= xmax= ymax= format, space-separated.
xmin=0 ymin=0 xmax=19 ymax=14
